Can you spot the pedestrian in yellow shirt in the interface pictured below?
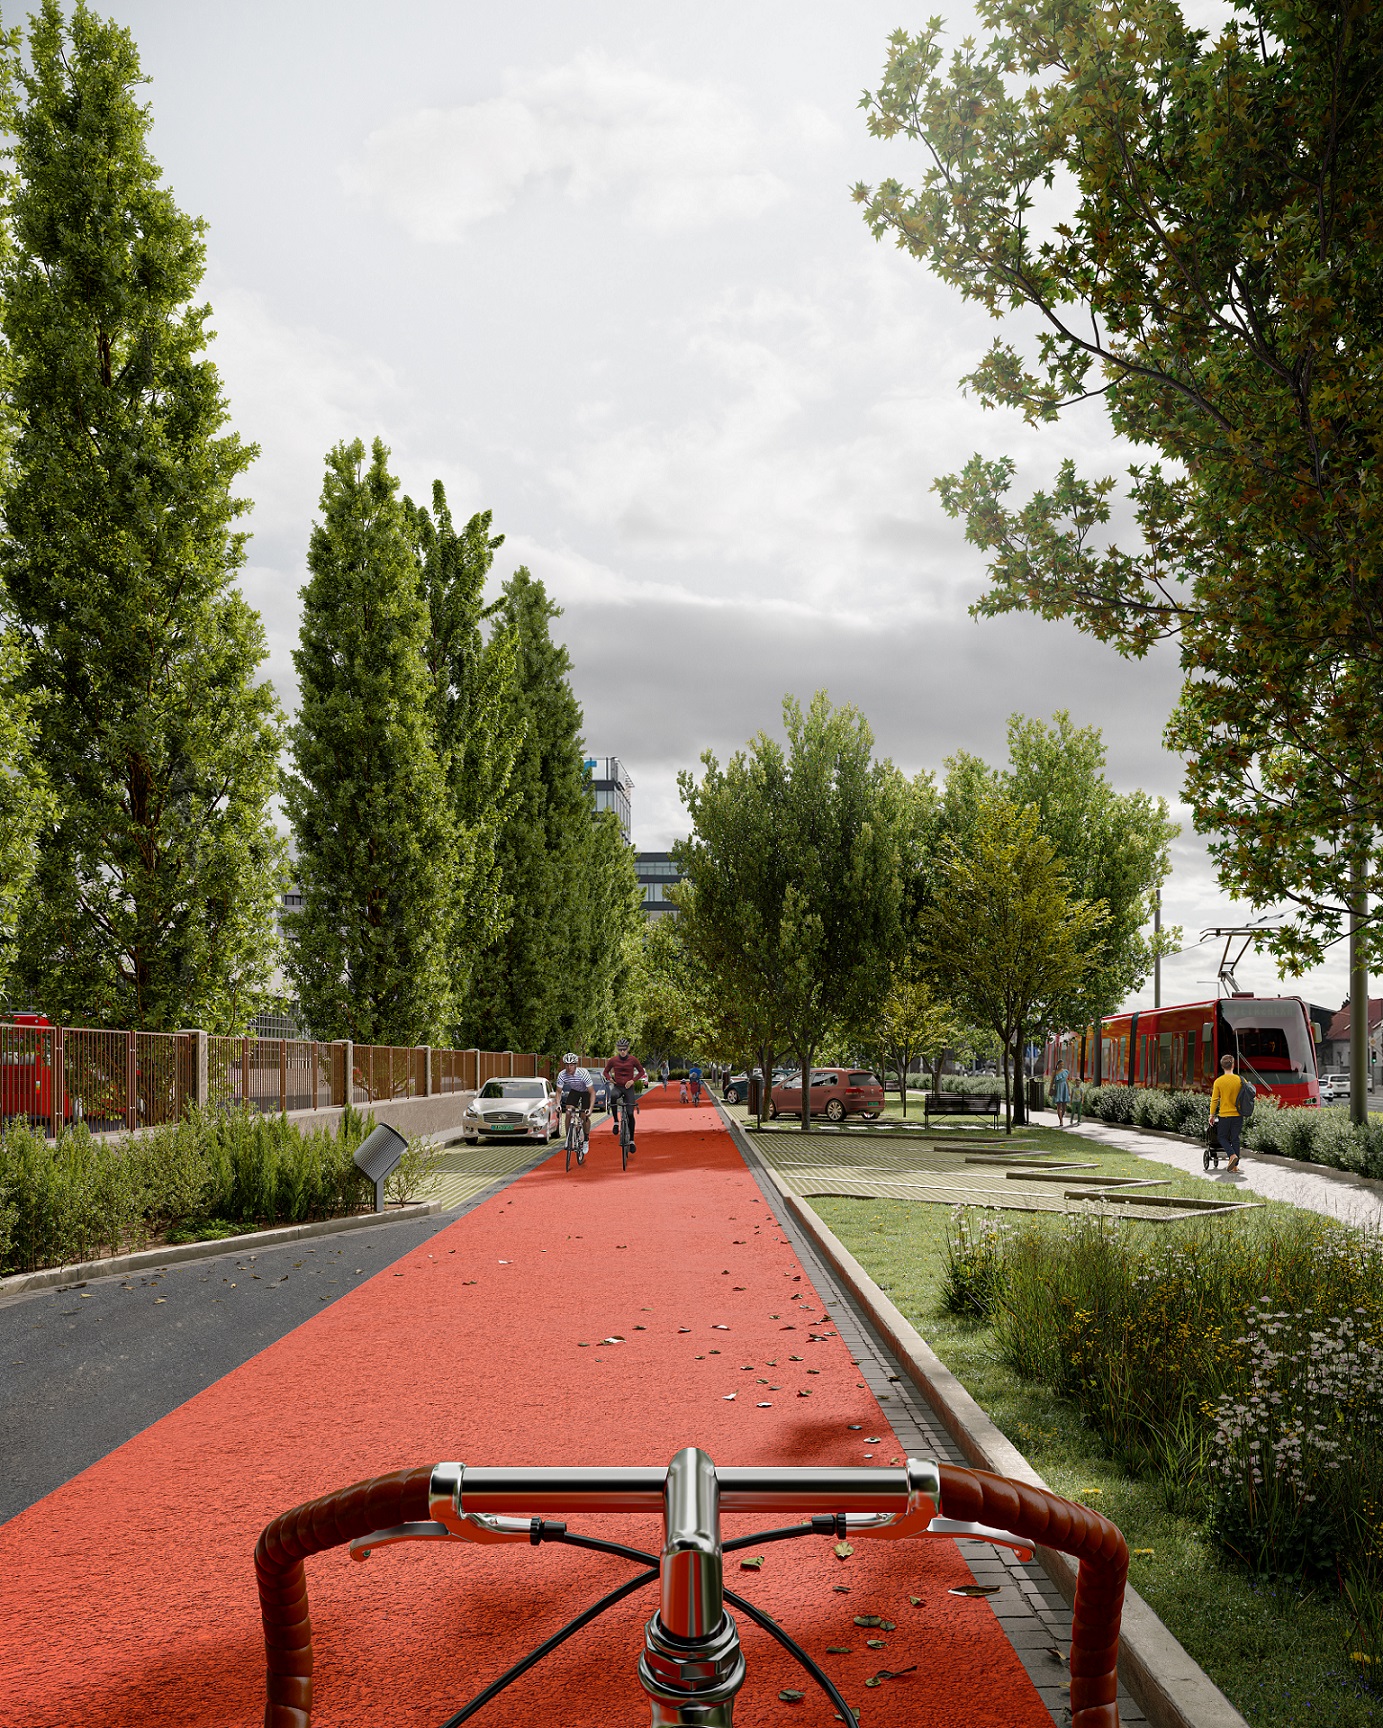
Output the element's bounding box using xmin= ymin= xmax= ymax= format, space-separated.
xmin=1209 ymin=1056 xmax=1244 ymax=1170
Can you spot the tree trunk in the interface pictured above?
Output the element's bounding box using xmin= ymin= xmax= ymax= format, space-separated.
xmin=799 ymin=1047 xmax=814 ymax=1131
xmin=900 ymin=1049 xmax=909 ymax=1119
xmin=1011 ymin=1025 xmax=1027 ymax=1126
xmin=1001 ymin=1033 xmax=1012 ymax=1134
xmin=1093 ymin=1015 xmax=1105 ymax=1087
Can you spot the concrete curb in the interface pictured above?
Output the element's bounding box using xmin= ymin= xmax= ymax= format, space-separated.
xmin=0 ymin=1200 xmax=443 ymax=1297
xmin=725 ymin=1113 xmax=1249 ymax=1728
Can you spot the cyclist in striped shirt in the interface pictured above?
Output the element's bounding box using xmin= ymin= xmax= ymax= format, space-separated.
xmin=554 ymin=1054 xmax=595 ymax=1139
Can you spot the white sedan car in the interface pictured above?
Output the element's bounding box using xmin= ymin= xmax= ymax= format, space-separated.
xmin=461 ymin=1077 xmax=560 ymax=1144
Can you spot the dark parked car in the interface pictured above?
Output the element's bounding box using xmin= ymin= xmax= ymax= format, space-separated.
xmin=769 ymin=1067 xmax=885 ymax=1122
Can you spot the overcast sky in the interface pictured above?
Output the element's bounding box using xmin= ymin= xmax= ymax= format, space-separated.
xmin=95 ymin=0 xmax=1347 ymax=1012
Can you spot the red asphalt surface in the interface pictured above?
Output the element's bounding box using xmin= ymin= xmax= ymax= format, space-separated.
xmin=0 ymin=1091 xmax=1050 ymax=1728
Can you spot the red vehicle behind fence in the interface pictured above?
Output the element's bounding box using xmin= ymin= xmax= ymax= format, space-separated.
xmin=1045 ymin=993 xmax=1320 ymax=1107
xmin=0 ymin=1014 xmax=64 ymax=1125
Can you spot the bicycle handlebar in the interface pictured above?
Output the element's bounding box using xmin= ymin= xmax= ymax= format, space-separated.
xmin=255 ymin=1456 xmax=1128 ymax=1728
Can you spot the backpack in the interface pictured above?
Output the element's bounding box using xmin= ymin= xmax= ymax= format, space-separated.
xmin=1236 ymin=1076 xmax=1256 ymax=1121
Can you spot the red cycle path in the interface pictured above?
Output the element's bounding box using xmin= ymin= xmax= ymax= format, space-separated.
xmin=0 ymin=1092 xmax=1051 ymax=1728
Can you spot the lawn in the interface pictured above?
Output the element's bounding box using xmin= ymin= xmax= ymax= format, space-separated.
xmin=739 ymin=1120 xmax=1382 ymax=1726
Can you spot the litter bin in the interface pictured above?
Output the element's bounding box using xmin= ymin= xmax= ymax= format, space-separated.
xmin=1025 ymin=1077 xmax=1046 ymax=1113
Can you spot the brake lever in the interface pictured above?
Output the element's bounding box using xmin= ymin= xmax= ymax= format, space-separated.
xmin=350 ymin=1512 xmax=533 ymax=1561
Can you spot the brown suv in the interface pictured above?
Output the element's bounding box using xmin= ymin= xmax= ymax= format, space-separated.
xmin=769 ymin=1067 xmax=884 ymax=1122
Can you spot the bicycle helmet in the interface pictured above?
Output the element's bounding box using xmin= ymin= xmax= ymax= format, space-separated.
xmin=616 ymin=1037 xmax=631 ymax=1053
xmin=563 ymin=1051 xmax=579 ymax=1065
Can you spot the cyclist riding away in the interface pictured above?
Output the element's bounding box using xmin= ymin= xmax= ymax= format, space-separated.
xmin=603 ymin=1039 xmax=648 ymax=1152
xmin=555 ymin=1054 xmax=595 ymax=1141
xmin=687 ymin=1063 xmax=703 ymax=1106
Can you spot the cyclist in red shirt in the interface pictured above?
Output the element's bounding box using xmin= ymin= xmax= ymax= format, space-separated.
xmin=603 ymin=1039 xmax=648 ymax=1153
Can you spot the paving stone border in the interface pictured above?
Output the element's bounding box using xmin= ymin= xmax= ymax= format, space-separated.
xmin=722 ymin=1108 xmax=1249 ymax=1728
xmin=0 ymin=1200 xmax=442 ymax=1298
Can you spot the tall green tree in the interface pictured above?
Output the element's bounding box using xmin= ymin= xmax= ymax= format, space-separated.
xmin=457 ymin=569 xmax=640 ymax=1054
xmin=856 ymin=3 xmax=1383 ymax=970
xmin=0 ymin=632 xmax=52 ymax=999
xmin=874 ymin=966 xmax=964 ymax=1117
xmin=1 ymin=0 xmax=285 ymax=1029
xmin=919 ymin=790 xmax=1106 ymax=1131
xmin=410 ymin=487 xmax=523 ymax=1003
xmin=1001 ymin=712 xmax=1178 ymax=1082
xmin=284 ymin=439 xmax=454 ymax=1045
xmin=680 ymin=693 xmax=911 ymax=1131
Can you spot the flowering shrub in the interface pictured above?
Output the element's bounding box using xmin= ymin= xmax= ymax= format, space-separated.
xmin=965 ymin=1208 xmax=1383 ymax=1588
xmin=940 ymin=1207 xmax=1010 ymax=1317
xmin=1210 ymin=1300 xmax=1383 ymax=1578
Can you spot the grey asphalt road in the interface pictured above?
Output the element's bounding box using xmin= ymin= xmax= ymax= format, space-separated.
xmin=0 ymin=1209 xmax=458 ymax=1527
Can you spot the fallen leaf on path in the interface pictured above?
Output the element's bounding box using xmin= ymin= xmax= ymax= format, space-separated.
xmin=798 ymin=1389 xmax=812 ymax=1398
xmin=832 ymin=1585 xmax=850 ymax=1594
xmin=1043 ymin=1647 xmax=1066 ymax=1665
xmin=853 ymin=1616 xmax=895 ymax=1630
xmin=601 ymin=1336 xmax=625 ymax=1344
xmin=825 ymin=1646 xmax=852 ymax=1655
xmin=866 ymin=1639 xmax=885 ymax=1649
xmin=948 ymin=1585 xmax=1000 ymax=1598
xmin=833 ymin=1541 xmax=854 ymax=1560
xmin=779 ymin=1691 xmax=804 ymax=1703
xmin=908 ymin=1597 xmax=923 ymax=1607
xmin=723 ymin=1394 xmax=736 ymax=1401
xmin=757 ymin=1402 xmax=772 ymax=1407
xmin=740 ymin=1556 xmax=765 ymax=1570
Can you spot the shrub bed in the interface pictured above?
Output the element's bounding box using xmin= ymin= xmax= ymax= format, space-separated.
xmin=1077 ymin=1083 xmax=1383 ymax=1179
xmin=943 ymin=1206 xmax=1383 ymax=1670
xmin=0 ymin=1104 xmax=439 ymax=1275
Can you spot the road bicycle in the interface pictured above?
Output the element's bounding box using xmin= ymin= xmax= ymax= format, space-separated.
xmin=562 ymin=1104 xmax=587 ymax=1172
xmin=256 ymin=1447 xmax=1128 ymax=1728
xmin=611 ymin=1083 xmax=637 ymax=1170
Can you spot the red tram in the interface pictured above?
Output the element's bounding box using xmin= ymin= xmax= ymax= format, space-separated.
xmin=1045 ymin=993 xmax=1320 ymax=1107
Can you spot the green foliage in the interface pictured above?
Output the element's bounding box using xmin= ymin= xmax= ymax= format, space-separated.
xmin=966 ymin=1206 xmax=1383 ymax=1596
xmin=919 ymin=787 xmax=1105 ymax=1128
xmin=679 ymin=693 xmax=915 ymax=1129
xmin=1 ymin=0 xmax=286 ymax=1029
xmin=875 ymin=967 xmax=965 ymax=1115
xmin=0 ymin=1105 xmax=378 ymax=1273
xmin=1002 ymin=712 xmax=1178 ymax=1056
xmin=411 ymin=488 xmax=523 ymax=988
xmin=458 ymin=569 xmax=641 ymax=1054
xmin=0 ymin=630 xmax=51 ymax=996
xmin=633 ymin=913 xmax=708 ymax=1061
xmin=940 ymin=1206 xmax=1011 ymax=1317
xmin=856 ymin=6 xmax=1383 ymax=967
xmin=284 ymin=439 xmax=456 ymax=1044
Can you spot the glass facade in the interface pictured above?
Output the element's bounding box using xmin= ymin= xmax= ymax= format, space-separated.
xmin=583 ymin=755 xmax=633 ymax=841
xmin=636 ymin=851 xmax=685 ymax=918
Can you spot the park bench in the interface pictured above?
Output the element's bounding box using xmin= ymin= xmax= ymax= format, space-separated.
xmin=924 ymin=1090 xmax=1001 ymax=1128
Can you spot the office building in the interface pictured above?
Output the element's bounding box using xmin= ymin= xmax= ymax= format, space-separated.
xmin=584 ymin=755 xmax=633 ymax=842
xmin=637 ymin=851 xmax=685 ymax=918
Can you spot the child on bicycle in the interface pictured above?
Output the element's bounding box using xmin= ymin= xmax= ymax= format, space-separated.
xmin=688 ymin=1063 xmax=703 ymax=1106
xmin=679 ymin=1078 xmax=690 ymax=1104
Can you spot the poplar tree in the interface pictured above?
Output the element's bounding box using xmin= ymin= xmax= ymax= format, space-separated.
xmin=0 ymin=633 xmax=51 ymax=1000
xmin=284 ymin=439 xmax=454 ymax=1045
xmin=0 ymin=1 xmax=286 ymax=1030
xmin=457 ymin=569 xmax=640 ymax=1054
xmin=410 ymin=487 xmax=523 ymax=1001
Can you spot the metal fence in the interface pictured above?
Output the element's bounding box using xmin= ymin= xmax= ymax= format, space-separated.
xmin=1 ymin=1021 xmax=553 ymax=1137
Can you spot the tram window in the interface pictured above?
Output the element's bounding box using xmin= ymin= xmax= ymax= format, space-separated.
xmin=1237 ymin=1026 xmax=1290 ymax=1067
xmin=1204 ymin=1038 xmax=1214 ymax=1078
xmin=1187 ymin=1033 xmax=1197 ymax=1084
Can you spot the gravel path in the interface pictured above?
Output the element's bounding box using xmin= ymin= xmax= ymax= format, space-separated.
xmin=1033 ymin=1109 xmax=1383 ymax=1230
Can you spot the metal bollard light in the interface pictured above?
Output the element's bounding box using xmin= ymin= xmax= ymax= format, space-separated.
xmin=353 ymin=1122 xmax=408 ymax=1213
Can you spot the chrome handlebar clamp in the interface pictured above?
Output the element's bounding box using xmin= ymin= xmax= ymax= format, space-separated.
xmin=638 ymin=1447 xmax=745 ymax=1728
